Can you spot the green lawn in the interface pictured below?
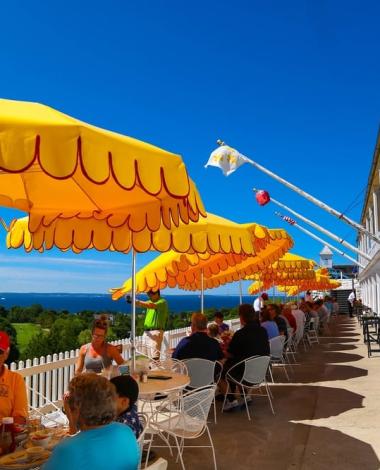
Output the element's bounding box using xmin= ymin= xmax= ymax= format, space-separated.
xmin=12 ymin=323 xmax=42 ymax=354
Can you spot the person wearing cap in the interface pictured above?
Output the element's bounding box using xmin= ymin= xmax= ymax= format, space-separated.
xmin=135 ymin=289 xmax=168 ymax=360
xmin=0 ymin=331 xmax=28 ymax=424
xmin=253 ymin=292 xmax=269 ymax=313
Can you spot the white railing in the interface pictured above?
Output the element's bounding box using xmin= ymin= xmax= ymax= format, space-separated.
xmin=9 ymin=319 xmax=240 ymax=412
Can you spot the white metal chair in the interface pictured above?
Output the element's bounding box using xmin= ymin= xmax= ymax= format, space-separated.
xmin=223 ymin=355 xmax=274 ymax=420
xmin=269 ymin=336 xmax=290 ymax=381
xmin=148 ymin=385 xmax=217 ymax=470
xmin=182 ymin=358 xmax=223 ymax=423
xmin=307 ymin=317 xmax=320 ymax=345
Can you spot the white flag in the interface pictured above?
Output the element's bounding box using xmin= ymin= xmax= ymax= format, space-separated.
xmin=204 ymin=145 xmax=249 ymax=176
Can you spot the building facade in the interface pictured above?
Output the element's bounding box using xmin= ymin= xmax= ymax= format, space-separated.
xmin=358 ymin=129 xmax=380 ymax=312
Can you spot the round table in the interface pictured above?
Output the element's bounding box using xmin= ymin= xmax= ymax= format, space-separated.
xmin=138 ymin=370 xmax=190 ymax=395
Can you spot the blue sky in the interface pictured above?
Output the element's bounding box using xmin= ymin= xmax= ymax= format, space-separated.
xmin=0 ymin=0 xmax=379 ymax=295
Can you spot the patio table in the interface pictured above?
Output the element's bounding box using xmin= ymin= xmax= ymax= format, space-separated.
xmin=138 ymin=369 xmax=190 ymax=396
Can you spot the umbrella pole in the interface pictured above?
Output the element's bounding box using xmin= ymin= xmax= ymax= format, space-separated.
xmin=131 ymin=250 xmax=136 ymax=373
xmin=201 ymin=269 xmax=204 ymax=314
xmin=238 ymin=280 xmax=243 ymax=305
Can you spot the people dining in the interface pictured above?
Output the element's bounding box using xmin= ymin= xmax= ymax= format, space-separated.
xmin=43 ymin=374 xmax=139 ymax=470
xmin=221 ymin=304 xmax=269 ymax=411
xmin=110 ymin=375 xmax=142 ymax=438
xmin=0 ymin=331 xmax=28 ymax=424
xmin=267 ymin=304 xmax=288 ymax=339
xmin=260 ymin=308 xmax=280 ymax=339
xmin=172 ymin=313 xmax=224 ymax=361
xmin=75 ymin=315 xmax=124 ymax=374
xmin=214 ymin=311 xmax=230 ymax=334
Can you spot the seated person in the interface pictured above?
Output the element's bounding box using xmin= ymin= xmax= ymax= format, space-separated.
xmin=207 ymin=323 xmax=222 ymax=342
xmin=172 ymin=313 xmax=224 ymax=361
xmin=282 ymin=307 xmax=297 ymax=333
xmin=0 ymin=331 xmax=28 ymax=424
xmin=44 ymin=374 xmax=139 ymax=470
xmin=267 ymin=304 xmax=288 ymax=339
xmin=76 ymin=315 xmax=124 ymax=374
xmin=214 ymin=312 xmax=229 ymax=334
xmin=260 ymin=308 xmax=280 ymax=339
xmin=110 ymin=375 xmax=142 ymax=438
xmin=221 ymin=304 xmax=270 ymax=410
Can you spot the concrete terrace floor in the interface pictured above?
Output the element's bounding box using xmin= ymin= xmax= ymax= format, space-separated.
xmin=157 ymin=316 xmax=380 ymax=470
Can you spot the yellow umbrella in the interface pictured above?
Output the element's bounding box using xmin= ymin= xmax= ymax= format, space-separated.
xmin=7 ymin=212 xmax=275 ymax=255
xmin=0 ymin=99 xmax=205 ymax=231
xmin=110 ymin=224 xmax=293 ymax=301
xmin=0 ymin=98 xmax=206 ymax=369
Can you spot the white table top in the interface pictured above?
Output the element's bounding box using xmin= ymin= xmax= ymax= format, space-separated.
xmin=138 ymin=370 xmax=190 ymax=395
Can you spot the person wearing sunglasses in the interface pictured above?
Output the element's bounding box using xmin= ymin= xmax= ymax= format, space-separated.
xmin=75 ymin=315 xmax=124 ymax=375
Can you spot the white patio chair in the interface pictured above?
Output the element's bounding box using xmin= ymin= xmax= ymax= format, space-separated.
xmin=148 ymin=385 xmax=217 ymax=470
xmin=137 ymin=412 xmax=150 ymax=469
xmin=222 ymin=355 xmax=274 ymax=420
xmin=269 ymin=336 xmax=290 ymax=381
xmin=282 ymin=336 xmax=295 ymax=372
xmin=307 ymin=317 xmax=320 ymax=345
xmin=182 ymin=358 xmax=223 ymax=423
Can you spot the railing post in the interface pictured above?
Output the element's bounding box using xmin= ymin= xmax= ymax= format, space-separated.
xmin=46 ymin=355 xmax=52 ymax=405
xmin=32 ymin=358 xmax=39 ymax=408
xmin=57 ymin=353 xmax=64 ymax=401
xmin=52 ymin=354 xmax=58 ymax=403
xmin=38 ymin=356 xmax=46 ymax=408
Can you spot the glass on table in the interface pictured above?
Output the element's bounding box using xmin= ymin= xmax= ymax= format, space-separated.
xmin=27 ymin=413 xmax=42 ymax=433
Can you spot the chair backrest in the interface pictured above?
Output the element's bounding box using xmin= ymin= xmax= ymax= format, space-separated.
xmin=269 ymin=336 xmax=285 ymax=359
xmin=242 ymin=356 xmax=271 ymax=385
xmin=154 ymin=358 xmax=188 ymax=375
xmin=182 ymin=385 xmax=216 ymax=422
xmin=183 ymin=358 xmax=221 ymax=388
xmin=137 ymin=412 xmax=149 ymax=467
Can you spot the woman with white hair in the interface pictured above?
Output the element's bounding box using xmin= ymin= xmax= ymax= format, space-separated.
xmin=43 ymin=374 xmax=139 ymax=470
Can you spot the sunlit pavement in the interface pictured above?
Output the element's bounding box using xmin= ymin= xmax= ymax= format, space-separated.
xmin=156 ymin=315 xmax=380 ymax=470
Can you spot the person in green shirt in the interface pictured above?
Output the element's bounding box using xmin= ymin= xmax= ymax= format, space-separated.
xmin=135 ymin=290 xmax=168 ymax=359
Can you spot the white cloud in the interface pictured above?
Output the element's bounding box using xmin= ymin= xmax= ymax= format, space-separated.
xmin=0 ymin=254 xmax=130 ymax=269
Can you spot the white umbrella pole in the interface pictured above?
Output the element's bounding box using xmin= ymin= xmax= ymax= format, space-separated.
xmin=238 ymin=280 xmax=243 ymax=305
xmin=255 ymin=190 xmax=371 ymax=261
xmin=131 ymin=250 xmax=136 ymax=373
xmin=200 ymin=269 xmax=204 ymax=314
xmin=275 ymin=212 xmax=365 ymax=269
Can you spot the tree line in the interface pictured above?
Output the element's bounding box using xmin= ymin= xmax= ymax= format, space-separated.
xmin=0 ymin=303 xmax=238 ymax=364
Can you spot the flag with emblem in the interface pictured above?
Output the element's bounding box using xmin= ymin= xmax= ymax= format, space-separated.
xmin=205 ymin=144 xmax=249 ymax=176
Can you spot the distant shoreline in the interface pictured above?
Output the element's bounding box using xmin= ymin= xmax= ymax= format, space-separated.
xmin=0 ymin=292 xmax=259 ymax=314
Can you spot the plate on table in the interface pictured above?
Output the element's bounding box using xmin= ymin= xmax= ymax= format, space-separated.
xmin=0 ymin=448 xmax=50 ymax=469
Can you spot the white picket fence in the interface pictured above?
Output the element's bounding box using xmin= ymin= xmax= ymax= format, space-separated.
xmin=9 ymin=319 xmax=241 ymax=412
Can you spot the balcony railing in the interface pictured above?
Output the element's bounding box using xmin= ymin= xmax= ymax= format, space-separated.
xmin=9 ymin=318 xmax=241 ymax=412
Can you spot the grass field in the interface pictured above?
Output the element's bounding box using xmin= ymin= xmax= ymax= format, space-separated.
xmin=12 ymin=323 xmax=42 ymax=354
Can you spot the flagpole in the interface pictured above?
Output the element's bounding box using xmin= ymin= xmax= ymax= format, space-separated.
xmin=275 ymin=212 xmax=365 ymax=269
xmin=253 ymin=189 xmax=371 ymax=261
xmin=213 ymin=140 xmax=380 ymax=245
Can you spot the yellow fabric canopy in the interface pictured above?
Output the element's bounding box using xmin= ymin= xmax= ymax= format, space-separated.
xmin=244 ymin=253 xmax=316 ymax=281
xmin=250 ymin=269 xmax=340 ymax=295
xmin=6 ymin=213 xmax=287 ymax=255
xmin=0 ymin=99 xmax=205 ymax=230
xmin=110 ymin=226 xmax=293 ymax=298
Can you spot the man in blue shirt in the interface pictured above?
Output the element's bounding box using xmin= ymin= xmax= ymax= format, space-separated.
xmin=172 ymin=313 xmax=224 ymax=361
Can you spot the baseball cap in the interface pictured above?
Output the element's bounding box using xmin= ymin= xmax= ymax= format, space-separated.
xmin=261 ymin=293 xmax=269 ymax=300
xmin=0 ymin=331 xmax=10 ymax=352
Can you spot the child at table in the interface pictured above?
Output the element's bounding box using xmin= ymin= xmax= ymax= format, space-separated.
xmin=110 ymin=375 xmax=143 ymax=438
